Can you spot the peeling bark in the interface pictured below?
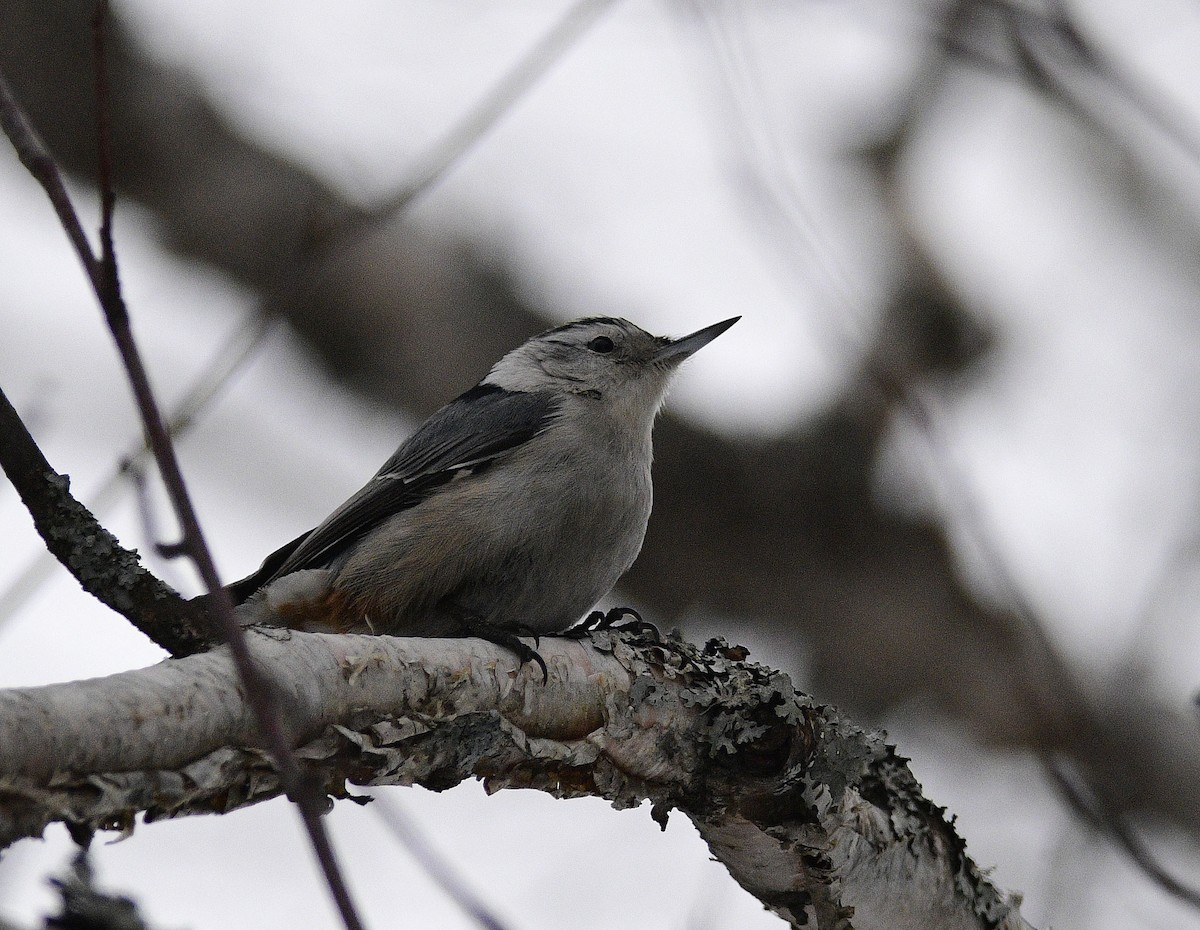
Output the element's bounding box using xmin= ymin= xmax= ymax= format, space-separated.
xmin=2 ymin=0 xmax=1198 ymax=844
xmin=0 ymin=628 xmax=1032 ymax=930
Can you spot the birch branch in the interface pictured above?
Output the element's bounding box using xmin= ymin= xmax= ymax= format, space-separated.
xmin=0 ymin=626 xmax=1032 ymax=930
xmin=7 ymin=0 xmax=1199 ymax=850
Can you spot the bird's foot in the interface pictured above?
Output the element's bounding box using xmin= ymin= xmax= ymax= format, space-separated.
xmin=459 ymin=617 xmax=548 ymax=683
xmin=565 ymin=606 xmax=660 ymax=641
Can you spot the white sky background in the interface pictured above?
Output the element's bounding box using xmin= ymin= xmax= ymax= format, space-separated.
xmin=3 ymin=0 xmax=1200 ymax=928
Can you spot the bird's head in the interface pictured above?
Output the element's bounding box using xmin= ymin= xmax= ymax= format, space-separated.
xmin=484 ymin=316 xmax=739 ymax=428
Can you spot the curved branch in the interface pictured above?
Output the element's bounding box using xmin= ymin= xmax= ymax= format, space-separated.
xmin=0 ymin=4 xmax=1183 ymax=915
xmin=0 ymin=385 xmax=207 ymax=656
xmin=0 ymin=627 xmax=1033 ymax=930
xmin=0 ymin=0 xmax=1084 ymax=785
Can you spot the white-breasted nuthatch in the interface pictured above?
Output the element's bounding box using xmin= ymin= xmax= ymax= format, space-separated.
xmin=227 ymin=316 xmax=738 ymax=667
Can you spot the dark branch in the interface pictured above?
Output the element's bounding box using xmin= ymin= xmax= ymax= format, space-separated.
xmin=83 ymin=13 xmax=367 ymax=928
xmin=0 ymin=66 xmax=100 ymax=291
xmin=1 ymin=26 xmax=368 ymax=930
xmin=0 ymin=384 xmax=208 ymax=656
xmin=1047 ymin=758 xmax=1200 ymax=910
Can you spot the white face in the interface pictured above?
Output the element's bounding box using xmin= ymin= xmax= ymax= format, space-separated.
xmin=483 ymin=316 xmax=738 ymax=431
xmin=485 ymin=318 xmax=677 ymax=409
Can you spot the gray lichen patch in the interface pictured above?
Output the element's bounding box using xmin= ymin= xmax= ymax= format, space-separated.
xmin=602 ymin=633 xmax=813 ymax=752
xmin=0 ymin=627 xmax=1029 ymax=929
xmin=41 ymin=472 xmax=155 ymax=609
xmin=31 ymin=469 xmax=209 ymax=655
xmin=594 ymin=632 xmax=1023 ymax=930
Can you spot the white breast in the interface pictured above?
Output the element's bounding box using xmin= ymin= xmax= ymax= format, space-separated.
xmin=465 ymin=413 xmax=653 ymax=632
xmin=333 ymin=397 xmax=655 ymax=636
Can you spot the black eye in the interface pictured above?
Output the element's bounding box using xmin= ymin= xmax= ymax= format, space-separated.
xmin=587 ymin=335 xmax=615 ymax=354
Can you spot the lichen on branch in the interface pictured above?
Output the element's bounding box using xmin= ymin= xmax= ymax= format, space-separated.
xmin=0 ymin=626 xmax=1031 ymax=930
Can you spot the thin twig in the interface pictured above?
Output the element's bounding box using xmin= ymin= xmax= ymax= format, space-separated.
xmin=0 ymin=314 xmax=274 ymax=626
xmin=368 ymin=792 xmax=514 ymax=930
xmin=371 ymin=0 xmax=620 ymax=219
xmin=1 ymin=10 xmax=366 ymax=929
xmin=993 ymin=0 xmax=1200 ymax=166
xmin=1046 ymin=758 xmax=1200 ymax=908
xmin=0 ymin=383 xmax=208 ymax=655
xmin=85 ymin=7 xmax=366 ymax=928
xmin=91 ymin=0 xmax=118 ymax=287
xmin=0 ymin=74 xmax=101 ymax=293
xmin=895 ymin=391 xmax=1087 ymax=735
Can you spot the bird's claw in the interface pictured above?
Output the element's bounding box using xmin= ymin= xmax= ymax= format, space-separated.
xmin=507 ymin=637 xmax=549 ymax=684
xmin=509 ymin=623 xmax=541 ymax=651
xmin=458 ymin=616 xmax=549 ymax=683
xmin=566 ymin=606 xmax=660 ymax=641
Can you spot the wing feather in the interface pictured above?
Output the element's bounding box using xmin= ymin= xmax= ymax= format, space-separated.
xmin=228 ymin=384 xmax=559 ymax=600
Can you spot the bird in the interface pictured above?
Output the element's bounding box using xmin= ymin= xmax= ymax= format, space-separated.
xmin=225 ymin=315 xmax=738 ymax=672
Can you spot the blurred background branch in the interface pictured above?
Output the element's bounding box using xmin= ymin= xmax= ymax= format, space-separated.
xmin=2 ymin=0 xmax=1197 ymax=837
xmin=3 ymin=0 xmax=1200 ymax=927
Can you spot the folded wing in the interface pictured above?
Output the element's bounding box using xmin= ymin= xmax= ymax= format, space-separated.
xmin=227 ymin=384 xmax=559 ymax=602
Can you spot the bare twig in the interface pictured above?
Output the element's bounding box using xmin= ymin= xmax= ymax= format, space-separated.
xmin=894 ymin=392 xmax=1087 ymax=736
xmin=87 ymin=8 xmax=364 ymax=927
xmin=0 ymin=382 xmax=208 ymax=655
xmin=124 ymin=454 xmax=167 ymax=569
xmin=0 ymin=313 xmax=274 ymax=626
xmin=0 ymin=70 xmax=101 ymax=292
xmin=680 ymin=0 xmax=870 ymax=341
xmin=993 ymin=0 xmax=1200 ymax=165
xmin=368 ymin=792 xmax=514 ymax=930
xmin=90 ymin=1 xmax=117 ymax=286
xmin=373 ymin=0 xmax=620 ymax=219
xmin=924 ymin=0 xmax=1200 ymax=168
xmin=1047 ymin=758 xmax=1200 ymax=908
xmin=1 ymin=11 xmax=366 ymax=928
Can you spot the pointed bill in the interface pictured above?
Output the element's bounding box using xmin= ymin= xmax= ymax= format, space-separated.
xmin=653 ymin=316 xmax=740 ymax=365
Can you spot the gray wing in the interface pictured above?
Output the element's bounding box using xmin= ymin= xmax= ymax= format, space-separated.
xmin=228 ymin=384 xmax=559 ymax=601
